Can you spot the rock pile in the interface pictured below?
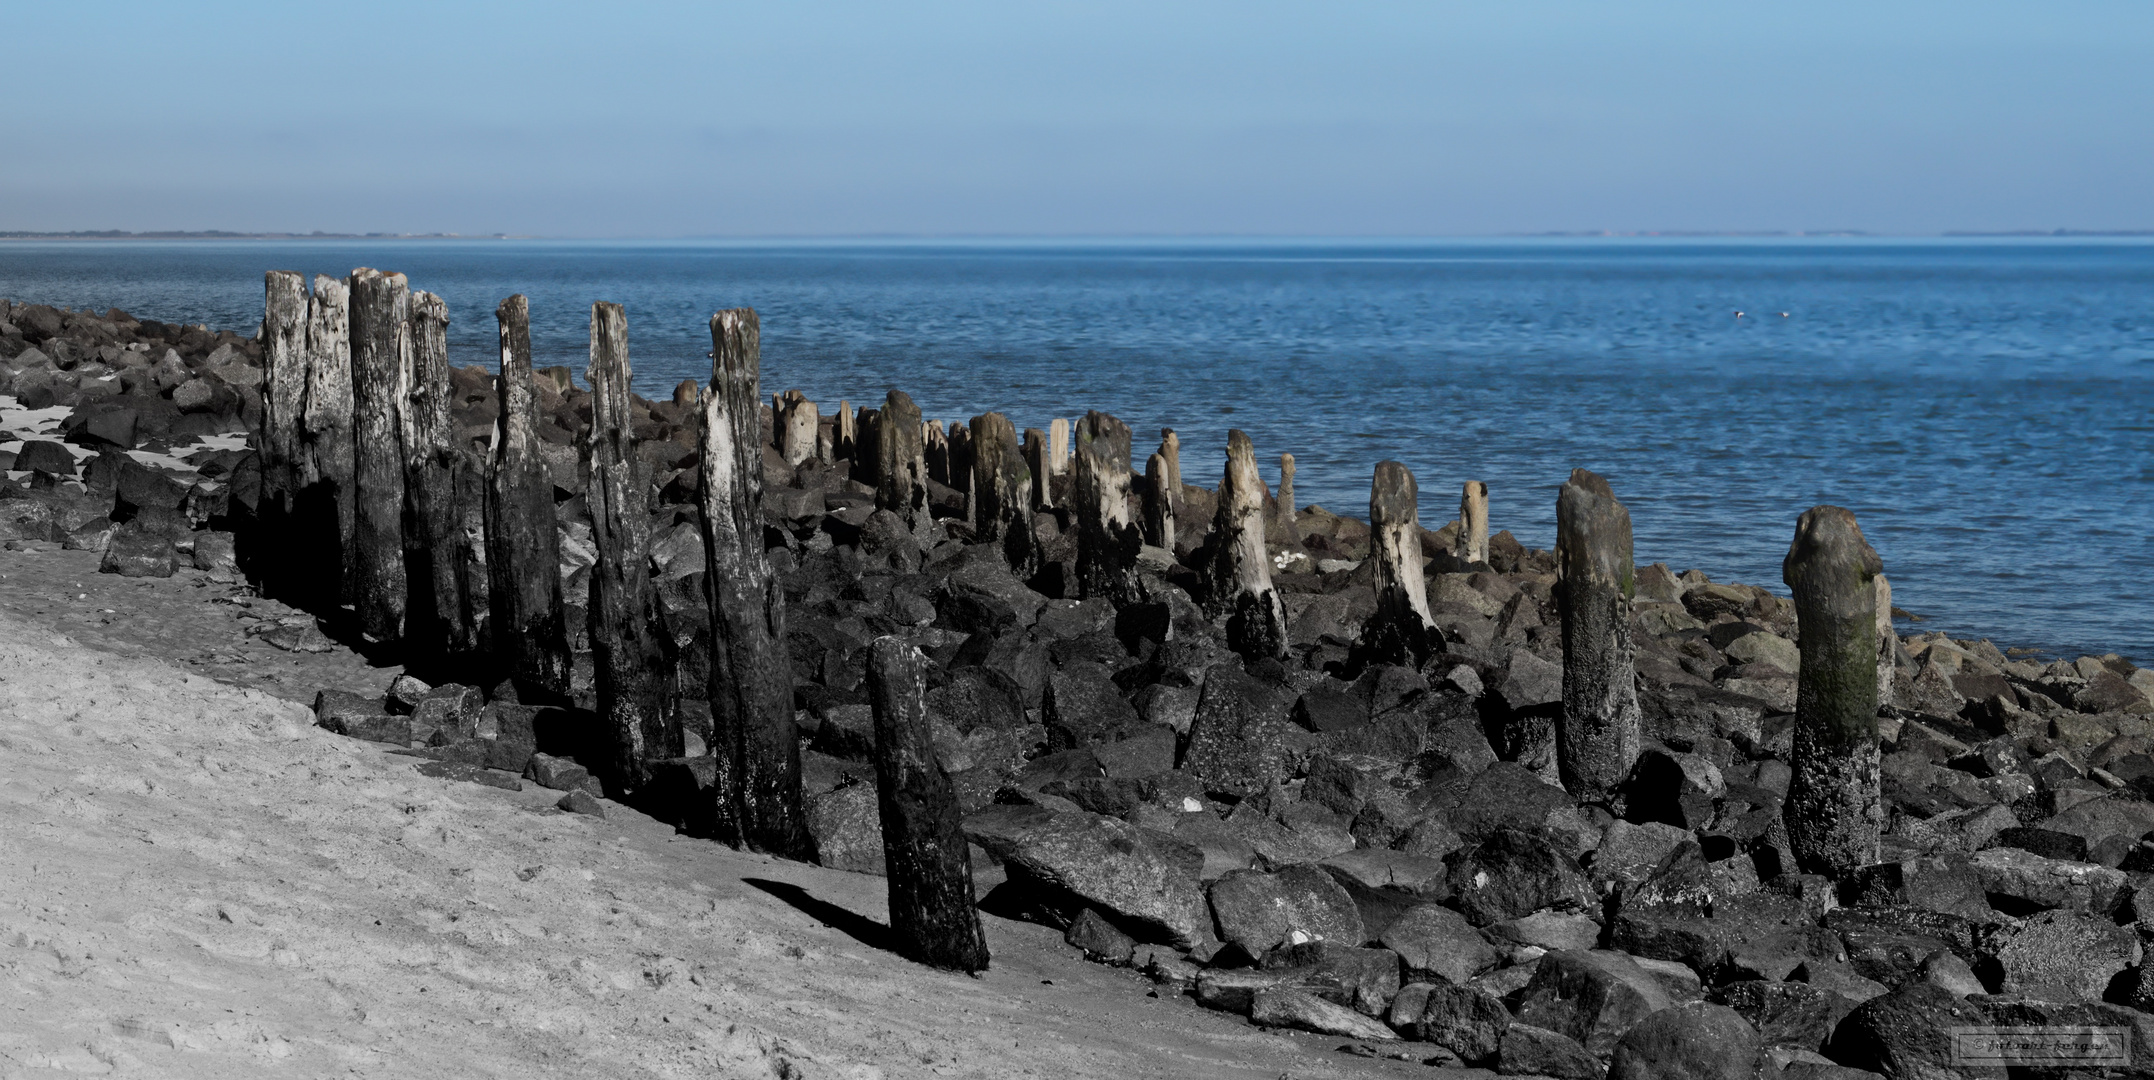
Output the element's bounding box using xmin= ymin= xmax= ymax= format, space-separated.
xmin=12 ymin=286 xmax=2154 ymax=1075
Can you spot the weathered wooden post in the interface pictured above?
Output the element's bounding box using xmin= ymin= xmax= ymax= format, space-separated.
xmin=486 ymin=295 xmax=572 ymax=698
xmin=866 ymin=636 xmax=991 ymax=972
xmin=1276 ymin=452 xmax=1302 ymax=545
xmin=1554 ymin=469 xmax=1641 ymax=802
xmin=946 ymin=421 xmax=973 ymax=520
xmin=1783 ymin=505 xmax=1885 ymax=878
xmin=835 ymin=399 xmax=856 ymax=463
xmin=877 ymin=390 xmax=929 ymax=530
xmin=346 ymin=268 xmax=409 ymax=644
xmin=1048 ymin=417 xmax=1070 ymax=479
xmin=586 ymin=302 xmax=675 ymax=787
xmin=1363 ymin=460 xmax=1434 ymax=666
xmin=1159 ymin=429 xmax=1182 ymax=504
xmin=1073 ymin=411 xmax=1143 ymax=604
xmin=777 ymin=393 xmax=818 ymax=468
xmin=1142 ymin=452 xmax=1175 ymax=550
xmin=1206 ymin=429 xmax=1288 ymax=659
xmin=1023 ymin=427 xmax=1052 ymax=511
xmin=299 ymin=274 xmax=354 ymax=607
xmin=969 ymin=412 xmax=1034 ymax=575
xmin=701 ymin=308 xmax=814 ymax=859
xmin=255 ymin=272 xmax=308 ymax=593
xmin=400 ymin=290 xmax=479 ymax=656
xmin=924 ymin=420 xmax=949 ymax=488
xmin=1455 ymin=481 xmax=1490 ymax=565
xmin=1874 ymin=575 xmax=1897 ymax=708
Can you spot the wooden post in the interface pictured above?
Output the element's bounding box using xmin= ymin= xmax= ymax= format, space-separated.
xmin=1554 ymin=468 xmax=1641 ymax=802
xmin=777 ymin=393 xmax=818 ymax=467
xmin=673 ymin=379 xmax=699 ymax=409
xmin=299 ymin=274 xmax=354 ymax=609
xmin=1023 ymin=427 xmax=1052 ymax=511
xmin=1048 ymin=417 xmax=1070 ymax=478
xmin=878 ymin=390 xmax=929 ymax=530
xmin=969 ymin=412 xmax=1035 ymax=576
xmin=1142 ymin=452 xmax=1176 ymax=551
xmin=346 ymin=268 xmax=409 ymax=644
xmin=835 ymin=399 xmax=856 ymax=463
xmin=1783 ymin=505 xmax=1884 ymax=878
xmin=486 ymin=295 xmax=573 ymax=697
xmin=1874 ymin=575 xmax=1896 ymax=709
xmin=1363 ymin=460 xmax=1434 ymax=666
xmin=586 ymin=302 xmax=676 ymax=788
xmin=1073 ymin=411 xmax=1143 ymax=605
xmin=1159 ymin=429 xmax=1182 ymax=506
xmin=1276 ymin=452 xmax=1302 ymax=545
xmin=1207 ymin=429 xmax=1288 ymax=660
xmin=924 ymin=420 xmax=949 ymax=487
xmin=946 ymin=421 xmax=973 ymax=521
xmin=867 ymin=636 xmax=991 ymax=973
xmin=401 ymin=290 xmax=479 ymax=656
xmin=1456 ymin=481 xmax=1490 ymax=565
xmin=256 ymin=272 xmax=308 ymax=593
xmin=701 ymin=308 xmax=814 ymax=860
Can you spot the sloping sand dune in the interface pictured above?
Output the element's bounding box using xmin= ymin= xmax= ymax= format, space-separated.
xmin=0 ymin=597 xmax=1417 ymax=1079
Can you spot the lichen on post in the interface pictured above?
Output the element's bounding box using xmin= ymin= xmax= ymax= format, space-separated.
xmin=1782 ymin=504 xmax=1886 ymax=878
xmin=1554 ymin=468 xmax=1641 ymax=802
xmin=1206 ymin=429 xmax=1288 ymax=660
xmin=700 ymin=308 xmax=813 ymax=860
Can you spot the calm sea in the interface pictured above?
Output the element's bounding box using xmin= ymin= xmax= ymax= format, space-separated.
xmin=2 ymin=238 xmax=2149 ymax=662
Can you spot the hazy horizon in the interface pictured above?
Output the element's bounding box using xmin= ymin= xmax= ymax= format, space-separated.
xmin=5 ymin=2 xmax=2148 ymax=238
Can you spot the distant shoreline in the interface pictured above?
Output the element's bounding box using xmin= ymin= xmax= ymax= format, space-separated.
xmin=0 ymin=231 xmax=522 ymax=241
xmin=4 ymin=229 xmax=2154 ymax=242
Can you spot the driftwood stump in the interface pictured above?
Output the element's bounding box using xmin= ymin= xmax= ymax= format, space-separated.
xmin=1554 ymin=468 xmax=1641 ymax=802
xmin=486 ymin=295 xmax=572 ymax=698
xmin=346 ymin=268 xmax=409 ymax=643
xmin=1206 ymin=429 xmax=1287 ymax=660
xmin=401 ymin=290 xmax=480 ymax=657
xmin=298 ymin=275 xmax=354 ymax=609
xmin=877 ymin=390 xmax=929 ymax=531
xmin=587 ymin=302 xmax=676 ymax=787
xmin=1783 ymin=505 xmax=1885 ymax=877
xmin=866 ymin=636 xmax=991 ymax=973
xmin=1073 ymin=411 xmax=1143 ymax=604
xmin=969 ymin=412 xmax=1034 ymax=577
xmin=700 ymin=308 xmax=813 ymax=859
xmin=1363 ymin=460 xmax=1434 ymax=666
xmin=1455 ymin=481 xmax=1489 ymax=565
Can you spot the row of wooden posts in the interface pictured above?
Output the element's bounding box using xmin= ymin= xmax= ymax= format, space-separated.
xmin=249 ymin=271 xmax=1890 ymax=970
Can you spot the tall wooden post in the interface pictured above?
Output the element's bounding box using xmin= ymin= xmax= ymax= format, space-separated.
xmin=487 ymin=295 xmax=572 ymax=698
xmin=1874 ymin=575 xmax=1896 ymax=709
xmin=1456 ymin=481 xmax=1490 ymax=565
xmin=586 ymin=302 xmax=675 ymax=788
xmin=1364 ymin=460 xmax=1434 ymax=666
xmin=299 ymin=274 xmax=354 ymax=608
xmin=401 ymin=290 xmax=479 ymax=656
xmin=946 ymin=421 xmax=973 ymax=521
xmin=969 ymin=412 xmax=1034 ymax=576
xmin=1555 ymin=468 xmax=1641 ymax=802
xmin=347 ymin=268 xmax=409 ymax=644
xmin=1783 ymin=505 xmax=1885 ymax=878
xmin=853 ymin=406 xmax=882 ymax=488
xmin=878 ymin=390 xmax=929 ymax=530
xmin=1276 ymin=452 xmax=1302 ymax=545
xmin=835 ymin=399 xmax=856 ymax=464
xmin=1143 ymin=452 xmax=1176 ymax=550
xmin=1207 ymin=429 xmax=1288 ymax=659
xmin=1074 ymin=411 xmax=1142 ymax=604
xmin=1159 ymin=429 xmax=1182 ymax=506
xmin=924 ymin=420 xmax=950 ymax=488
xmin=701 ymin=309 xmax=813 ymax=860
xmin=1023 ymin=427 xmax=1052 ymax=511
xmin=1048 ymin=417 xmax=1071 ymax=479
xmin=256 ymin=272 xmax=308 ymax=593
xmin=867 ymin=637 xmax=991 ymax=972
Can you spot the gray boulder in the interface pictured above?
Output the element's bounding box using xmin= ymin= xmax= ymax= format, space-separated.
xmin=963 ymin=804 xmax=1210 ymax=947
xmin=1380 ymin=902 xmax=1500 ymax=985
xmin=1515 ymin=949 xmax=1678 ymax=1057
xmin=1446 ymin=826 xmax=1593 ymax=926
xmin=1498 ymin=1023 xmax=1604 ymax=1080
xmin=1606 ymin=1001 xmax=1761 ymax=1080
xmin=1208 ymin=863 xmax=1365 ymax=954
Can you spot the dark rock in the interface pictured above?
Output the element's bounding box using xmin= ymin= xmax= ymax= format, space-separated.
xmin=1042 ymin=661 xmax=1144 ymax=751
xmin=1181 ymin=663 xmax=1307 ymax=798
xmin=924 ymin=666 xmax=1028 ymax=733
xmin=1411 ymin=980 xmax=1511 ymax=1063
xmin=411 ymin=684 xmax=485 ymax=741
xmin=964 ymin=803 xmax=1209 ymax=947
xmin=1498 ymin=1022 xmax=1605 ymax=1080
xmin=1208 ymin=863 xmax=1366 ymax=954
xmin=481 ymin=703 xmax=540 ymax=774
xmin=1292 ymin=680 xmax=1367 ymax=733
xmin=1446 ymin=826 xmax=1593 ymax=926
xmin=13 ymin=440 xmax=73 ymax=476
xmin=1842 ymin=854 xmax=1994 ymax=921
xmin=1259 ymin=940 xmax=1402 ymax=1016
xmin=97 ymin=521 xmax=178 ymax=577
xmin=1623 ymin=747 xmax=1725 ymax=831
xmin=556 ymin=790 xmax=606 ymax=817
xmin=807 ymin=783 xmax=884 ymax=874
xmin=1380 ymin=902 xmax=1500 ymax=985
xmin=1708 ymin=980 xmax=1856 ymax=1053
xmin=1825 ymin=981 xmax=2004 ymax=1080
xmin=1984 ymin=910 xmax=2140 ymax=1001
xmin=1064 ymin=907 xmax=1136 ymax=964
xmin=1247 ymin=987 xmax=1397 ymax=1041
xmin=1968 ymin=846 xmax=2129 ymax=915
xmin=1515 ymin=949 xmax=1680 ymax=1057
xmin=933 ymin=548 xmax=1045 ymax=635
xmin=1606 ymin=1001 xmax=1760 ymax=1080
xmin=524 ymin=752 xmax=604 ymax=796
xmin=642 ymin=756 xmax=720 ymax=837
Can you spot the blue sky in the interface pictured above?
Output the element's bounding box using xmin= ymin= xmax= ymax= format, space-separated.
xmin=3 ymin=1 xmax=2147 ymax=236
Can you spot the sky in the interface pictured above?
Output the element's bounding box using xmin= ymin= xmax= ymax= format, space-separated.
xmin=2 ymin=1 xmax=2149 ymax=237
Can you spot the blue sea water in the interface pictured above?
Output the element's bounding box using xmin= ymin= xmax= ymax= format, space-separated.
xmin=1 ymin=238 xmax=2148 ymax=662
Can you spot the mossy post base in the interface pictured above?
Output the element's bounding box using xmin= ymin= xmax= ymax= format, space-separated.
xmin=1783 ymin=504 xmax=1886 ymax=878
